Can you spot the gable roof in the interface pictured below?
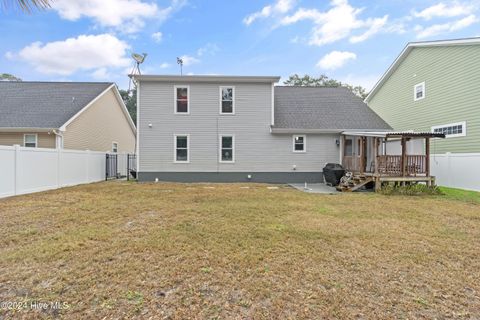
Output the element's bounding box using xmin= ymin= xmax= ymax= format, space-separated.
xmin=0 ymin=81 xmax=114 ymax=129
xmin=365 ymin=37 xmax=480 ymax=103
xmin=273 ymin=86 xmax=391 ymax=132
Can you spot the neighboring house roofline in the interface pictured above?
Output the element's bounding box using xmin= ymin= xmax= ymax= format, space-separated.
xmin=132 ymin=74 xmax=281 ymax=83
xmin=59 ymin=84 xmax=136 ymax=134
xmin=0 ymin=127 xmax=56 ymax=132
xmin=365 ymin=37 xmax=480 ymax=103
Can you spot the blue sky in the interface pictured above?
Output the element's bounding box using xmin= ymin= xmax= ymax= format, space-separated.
xmin=1 ymin=0 xmax=479 ymax=89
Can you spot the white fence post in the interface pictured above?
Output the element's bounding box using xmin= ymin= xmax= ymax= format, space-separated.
xmin=86 ymin=150 xmax=90 ymax=183
xmin=14 ymin=144 xmax=20 ymax=196
xmin=446 ymin=152 xmax=451 ymax=187
xmin=57 ymin=147 xmax=61 ymax=188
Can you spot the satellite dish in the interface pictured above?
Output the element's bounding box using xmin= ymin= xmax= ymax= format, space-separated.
xmin=132 ymin=53 xmax=147 ymax=64
xmin=128 ymin=52 xmax=148 ymax=92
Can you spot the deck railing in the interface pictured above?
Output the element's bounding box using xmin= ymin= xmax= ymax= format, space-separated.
xmin=377 ymin=155 xmax=426 ymax=176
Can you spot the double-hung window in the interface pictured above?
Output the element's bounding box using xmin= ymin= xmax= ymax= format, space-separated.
xmin=414 ymin=82 xmax=425 ymax=101
xmin=112 ymin=142 xmax=118 ymax=153
xmin=220 ymin=87 xmax=234 ymax=114
xmin=24 ymin=134 xmax=37 ymax=148
xmin=175 ymin=86 xmax=189 ymax=114
xmin=219 ymin=135 xmax=234 ymax=162
xmin=293 ymin=135 xmax=306 ymax=152
xmin=174 ymin=135 xmax=189 ymax=162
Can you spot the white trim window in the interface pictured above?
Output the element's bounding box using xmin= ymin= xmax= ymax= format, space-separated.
xmin=220 ymin=86 xmax=235 ymax=114
xmin=414 ymin=82 xmax=425 ymax=101
xmin=432 ymin=121 xmax=466 ymax=138
xmin=112 ymin=142 xmax=118 ymax=153
xmin=24 ymin=134 xmax=37 ymax=148
xmin=293 ymin=135 xmax=306 ymax=152
xmin=174 ymin=85 xmax=189 ymax=114
xmin=174 ymin=135 xmax=189 ymax=162
xmin=219 ymin=135 xmax=234 ymax=162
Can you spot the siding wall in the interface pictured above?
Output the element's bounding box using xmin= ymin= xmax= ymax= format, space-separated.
xmin=368 ymin=45 xmax=480 ymax=153
xmin=138 ymin=81 xmax=340 ymax=173
xmin=63 ymin=88 xmax=136 ymax=153
xmin=0 ymin=132 xmax=56 ymax=148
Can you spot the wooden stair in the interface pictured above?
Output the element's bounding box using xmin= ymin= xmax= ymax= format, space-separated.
xmin=336 ymin=175 xmax=374 ymax=192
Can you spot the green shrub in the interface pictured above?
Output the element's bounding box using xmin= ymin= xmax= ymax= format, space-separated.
xmin=380 ymin=183 xmax=443 ymax=196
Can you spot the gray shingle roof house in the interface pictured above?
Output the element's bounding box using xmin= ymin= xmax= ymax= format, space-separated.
xmin=273 ymin=86 xmax=391 ymax=131
xmin=0 ymin=81 xmax=136 ymax=152
xmin=134 ymin=74 xmax=390 ymax=183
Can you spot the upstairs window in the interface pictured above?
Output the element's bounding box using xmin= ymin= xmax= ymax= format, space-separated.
xmin=414 ymin=82 xmax=425 ymax=101
xmin=220 ymin=135 xmax=234 ymax=162
xmin=24 ymin=134 xmax=37 ymax=148
xmin=112 ymin=142 xmax=118 ymax=153
xmin=175 ymin=86 xmax=189 ymax=114
xmin=432 ymin=121 xmax=466 ymax=138
xmin=220 ymin=87 xmax=234 ymax=114
xmin=293 ymin=135 xmax=306 ymax=152
xmin=174 ymin=135 xmax=189 ymax=162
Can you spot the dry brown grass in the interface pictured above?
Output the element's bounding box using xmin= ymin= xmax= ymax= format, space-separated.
xmin=0 ymin=181 xmax=479 ymax=319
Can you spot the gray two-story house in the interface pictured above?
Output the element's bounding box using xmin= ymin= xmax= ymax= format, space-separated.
xmin=134 ymin=75 xmax=390 ymax=183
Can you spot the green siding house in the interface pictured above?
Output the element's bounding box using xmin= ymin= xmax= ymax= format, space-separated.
xmin=366 ymin=38 xmax=480 ymax=154
xmin=365 ymin=38 xmax=480 ymax=191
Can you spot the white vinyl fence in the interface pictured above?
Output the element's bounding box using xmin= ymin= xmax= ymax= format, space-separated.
xmin=0 ymin=145 xmax=106 ymax=199
xmin=431 ymin=153 xmax=480 ymax=191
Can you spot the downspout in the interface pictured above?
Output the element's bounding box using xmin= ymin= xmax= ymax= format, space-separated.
xmin=52 ymin=129 xmax=64 ymax=149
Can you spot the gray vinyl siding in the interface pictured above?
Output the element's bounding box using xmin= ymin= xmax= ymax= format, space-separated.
xmin=138 ymin=81 xmax=340 ymax=173
xmin=368 ymin=45 xmax=480 ymax=153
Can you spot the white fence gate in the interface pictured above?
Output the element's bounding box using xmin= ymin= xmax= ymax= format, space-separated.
xmin=431 ymin=153 xmax=480 ymax=191
xmin=0 ymin=145 xmax=106 ymax=199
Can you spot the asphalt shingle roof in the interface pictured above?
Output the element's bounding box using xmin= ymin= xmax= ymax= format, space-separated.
xmin=0 ymin=81 xmax=113 ymax=128
xmin=274 ymin=86 xmax=391 ymax=130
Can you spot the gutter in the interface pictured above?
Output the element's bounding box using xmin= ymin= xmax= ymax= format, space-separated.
xmin=270 ymin=127 xmax=391 ymax=134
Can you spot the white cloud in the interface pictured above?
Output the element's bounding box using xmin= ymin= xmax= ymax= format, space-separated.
xmin=51 ymin=0 xmax=186 ymax=33
xmin=350 ymin=16 xmax=388 ymax=43
xmin=197 ymin=43 xmax=219 ymax=56
xmin=4 ymin=51 xmax=14 ymax=60
xmin=17 ymin=34 xmax=131 ymax=75
xmin=159 ymin=62 xmax=170 ymax=69
xmin=281 ymin=0 xmax=391 ymax=46
xmin=180 ymin=55 xmax=200 ymax=66
xmin=415 ymin=14 xmax=477 ymax=38
xmin=413 ymin=2 xmax=473 ymax=20
xmin=91 ymin=67 xmax=112 ymax=80
xmin=151 ymin=32 xmax=163 ymax=43
xmin=316 ymin=51 xmax=357 ymax=70
xmin=243 ymin=0 xmax=295 ymax=25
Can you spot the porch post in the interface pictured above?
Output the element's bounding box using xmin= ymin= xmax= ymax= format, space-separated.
xmin=359 ymin=137 xmax=364 ymax=174
xmin=401 ymin=137 xmax=407 ymax=177
xmin=374 ymin=137 xmax=380 ymax=192
xmin=342 ymin=135 xmax=346 ymax=167
xmin=425 ymin=137 xmax=430 ymax=177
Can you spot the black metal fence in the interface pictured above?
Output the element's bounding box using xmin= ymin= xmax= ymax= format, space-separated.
xmin=106 ymin=153 xmax=137 ymax=181
xmin=127 ymin=154 xmax=137 ymax=181
xmin=105 ymin=153 xmax=118 ymax=180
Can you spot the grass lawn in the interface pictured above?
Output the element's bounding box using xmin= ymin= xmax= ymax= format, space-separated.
xmin=0 ymin=182 xmax=479 ymax=319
